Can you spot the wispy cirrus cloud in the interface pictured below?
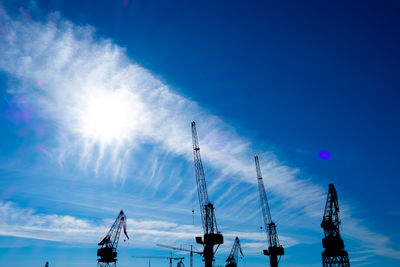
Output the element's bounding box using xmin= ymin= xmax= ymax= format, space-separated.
xmin=0 ymin=6 xmax=399 ymax=262
xmin=0 ymin=201 xmax=295 ymax=253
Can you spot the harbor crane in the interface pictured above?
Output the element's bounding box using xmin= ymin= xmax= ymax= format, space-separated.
xmin=132 ymin=255 xmax=184 ymax=267
xmin=157 ymin=243 xmax=202 ymax=267
xmin=97 ymin=210 xmax=129 ymax=267
xmin=321 ymin=184 xmax=350 ymax=266
xmin=254 ymin=156 xmax=284 ymax=267
xmin=225 ymin=237 xmax=243 ymax=267
xmin=191 ymin=121 xmax=224 ymax=267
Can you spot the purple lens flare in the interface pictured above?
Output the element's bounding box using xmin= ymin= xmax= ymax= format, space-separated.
xmin=319 ymin=151 xmax=331 ymax=159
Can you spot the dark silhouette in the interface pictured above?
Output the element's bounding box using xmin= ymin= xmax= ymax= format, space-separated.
xmin=254 ymin=156 xmax=284 ymax=267
xmin=97 ymin=210 xmax=129 ymax=267
xmin=321 ymin=184 xmax=350 ymax=266
xmin=191 ymin=122 xmax=224 ymax=267
xmin=225 ymin=237 xmax=243 ymax=267
xmin=132 ymin=255 xmax=184 ymax=267
xmin=157 ymin=243 xmax=202 ymax=267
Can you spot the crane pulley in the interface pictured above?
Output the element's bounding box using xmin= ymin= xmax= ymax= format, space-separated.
xmin=254 ymin=156 xmax=284 ymax=267
xmin=97 ymin=210 xmax=129 ymax=267
xmin=226 ymin=237 xmax=243 ymax=267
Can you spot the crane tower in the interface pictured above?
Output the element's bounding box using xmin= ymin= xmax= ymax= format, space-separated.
xmin=254 ymin=156 xmax=284 ymax=267
xmin=321 ymin=184 xmax=350 ymax=267
xmin=97 ymin=210 xmax=129 ymax=267
xmin=225 ymin=237 xmax=243 ymax=267
xmin=191 ymin=121 xmax=223 ymax=267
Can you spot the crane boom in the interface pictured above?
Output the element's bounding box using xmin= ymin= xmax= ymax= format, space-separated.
xmin=97 ymin=210 xmax=129 ymax=267
xmin=225 ymin=237 xmax=243 ymax=267
xmin=191 ymin=121 xmax=215 ymax=234
xmin=156 ymin=244 xmax=202 ymax=254
xmin=191 ymin=122 xmax=223 ymax=267
xmin=254 ymin=156 xmax=284 ymax=267
xmin=255 ymin=156 xmax=273 ymax=233
xmin=132 ymin=256 xmax=184 ymax=260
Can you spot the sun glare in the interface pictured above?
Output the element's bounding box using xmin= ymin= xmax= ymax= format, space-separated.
xmin=77 ymin=90 xmax=138 ymax=144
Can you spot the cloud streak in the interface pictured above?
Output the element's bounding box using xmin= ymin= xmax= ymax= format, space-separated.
xmin=0 ymin=201 xmax=295 ymax=254
xmin=0 ymin=6 xmax=399 ymax=262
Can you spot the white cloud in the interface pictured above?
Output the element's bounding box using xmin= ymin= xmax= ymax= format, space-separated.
xmin=0 ymin=7 xmax=399 ymax=262
xmin=0 ymin=201 xmax=287 ymax=254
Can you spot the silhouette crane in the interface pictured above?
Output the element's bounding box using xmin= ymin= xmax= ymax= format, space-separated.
xmin=191 ymin=121 xmax=224 ymax=267
xmin=321 ymin=184 xmax=350 ymax=266
xmin=97 ymin=210 xmax=129 ymax=267
xmin=132 ymin=255 xmax=184 ymax=267
xmin=254 ymin=156 xmax=284 ymax=267
xmin=225 ymin=237 xmax=243 ymax=267
xmin=157 ymin=243 xmax=202 ymax=267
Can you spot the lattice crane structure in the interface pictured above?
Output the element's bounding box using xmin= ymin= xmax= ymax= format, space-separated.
xmin=97 ymin=210 xmax=129 ymax=267
xmin=132 ymin=255 xmax=184 ymax=267
xmin=225 ymin=237 xmax=243 ymax=267
xmin=191 ymin=121 xmax=224 ymax=267
xmin=321 ymin=184 xmax=350 ymax=267
xmin=157 ymin=243 xmax=202 ymax=267
xmin=254 ymin=156 xmax=284 ymax=267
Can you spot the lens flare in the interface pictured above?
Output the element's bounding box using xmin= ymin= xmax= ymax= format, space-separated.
xmin=319 ymin=150 xmax=331 ymax=160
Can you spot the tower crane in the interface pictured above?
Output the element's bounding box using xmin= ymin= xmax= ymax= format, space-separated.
xmin=225 ymin=237 xmax=243 ymax=267
xmin=157 ymin=243 xmax=202 ymax=267
xmin=177 ymin=259 xmax=186 ymax=267
xmin=254 ymin=156 xmax=284 ymax=267
xmin=321 ymin=184 xmax=350 ymax=266
xmin=97 ymin=210 xmax=129 ymax=267
xmin=191 ymin=121 xmax=224 ymax=267
xmin=132 ymin=255 xmax=184 ymax=267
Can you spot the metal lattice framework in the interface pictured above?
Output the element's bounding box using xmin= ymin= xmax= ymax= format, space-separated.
xmin=97 ymin=211 xmax=129 ymax=267
xmin=191 ymin=122 xmax=223 ymax=267
xmin=157 ymin=243 xmax=202 ymax=267
xmin=132 ymin=255 xmax=184 ymax=267
xmin=226 ymin=237 xmax=243 ymax=267
xmin=254 ymin=156 xmax=284 ymax=267
xmin=321 ymin=184 xmax=350 ymax=267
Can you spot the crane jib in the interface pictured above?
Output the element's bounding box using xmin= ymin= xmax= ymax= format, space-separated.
xmin=254 ymin=156 xmax=284 ymax=266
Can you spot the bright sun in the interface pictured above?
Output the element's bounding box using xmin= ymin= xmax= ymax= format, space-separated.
xmin=77 ymin=89 xmax=138 ymax=144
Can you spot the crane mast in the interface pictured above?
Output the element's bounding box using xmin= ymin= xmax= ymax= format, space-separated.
xmin=191 ymin=121 xmax=223 ymax=267
xmin=97 ymin=210 xmax=129 ymax=267
xmin=321 ymin=184 xmax=350 ymax=266
xmin=225 ymin=237 xmax=243 ymax=267
xmin=254 ymin=156 xmax=284 ymax=267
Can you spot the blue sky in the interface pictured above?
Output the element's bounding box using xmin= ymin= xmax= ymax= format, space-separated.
xmin=0 ymin=0 xmax=400 ymax=266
